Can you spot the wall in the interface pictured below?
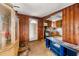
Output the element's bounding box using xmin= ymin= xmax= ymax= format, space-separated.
xmin=62 ymin=4 xmax=79 ymax=45
xmin=18 ymin=14 xmax=45 ymax=41
xmin=38 ymin=19 xmax=52 ymax=40
xmin=44 ymin=20 xmax=52 ymax=27
xmin=17 ymin=14 xmax=29 ymax=45
xmin=38 ymin=18 xmax=44 ymax=40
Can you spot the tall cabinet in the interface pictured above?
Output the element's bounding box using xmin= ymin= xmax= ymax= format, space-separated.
xmin=62 ymin=4 xmax=79 ymax=45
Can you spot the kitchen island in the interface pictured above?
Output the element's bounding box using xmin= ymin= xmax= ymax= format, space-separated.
xmin=45 ymin=37 xmax=79 ymax=56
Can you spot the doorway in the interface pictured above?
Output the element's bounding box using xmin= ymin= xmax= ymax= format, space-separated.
xmin=29 ymin=18 xmax=38 ymax=41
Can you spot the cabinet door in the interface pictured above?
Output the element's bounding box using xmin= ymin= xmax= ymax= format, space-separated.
xmin=62 ymin=9 xmax=67 ymax=42
xmin=62 ymin=4 xmax=79 ymax=45
xmin=74 ymin=4 xmax=79 ymax=45
xmin=69 ymin=5 xmax=76 ymax=44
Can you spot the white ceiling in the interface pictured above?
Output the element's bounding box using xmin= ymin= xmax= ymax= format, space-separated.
xmin=47 ymin=12 xmax=62 ymax=21
xmin=12 ymin=3 xmax=74 ymax=18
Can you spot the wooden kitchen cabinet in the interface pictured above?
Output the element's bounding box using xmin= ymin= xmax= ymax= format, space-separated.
xmin=62 ymin=4 xmax=79 ymax=45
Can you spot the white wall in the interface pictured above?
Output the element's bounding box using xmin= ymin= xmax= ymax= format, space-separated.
xmin=29 ymin=18 xmax=38 ymax=41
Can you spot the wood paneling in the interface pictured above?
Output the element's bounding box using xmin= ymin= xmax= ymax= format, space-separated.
xmin=44 ymin=20 xmax=52 ymax=27
xmin=38 ymin=19 xmax=52 ymax=40
xmin=17 ymin=14 xmax=29 ymax=44
xmin=38 ymin=19 xmax=44 ymax=40
xmin=62 ymin=4 xmax=79 ymax=45
xmin=18 ymin=13 xmax=44 ymax=41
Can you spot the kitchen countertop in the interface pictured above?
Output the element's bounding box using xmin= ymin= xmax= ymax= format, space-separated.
xmin=46 ymin=37 xmax=79 ymax=52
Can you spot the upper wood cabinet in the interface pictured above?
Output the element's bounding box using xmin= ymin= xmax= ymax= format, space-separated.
xmin=56 ymin=20 xmax=62 ymax=28
xmin=62 ymin=4 xmax=79 ymax=45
